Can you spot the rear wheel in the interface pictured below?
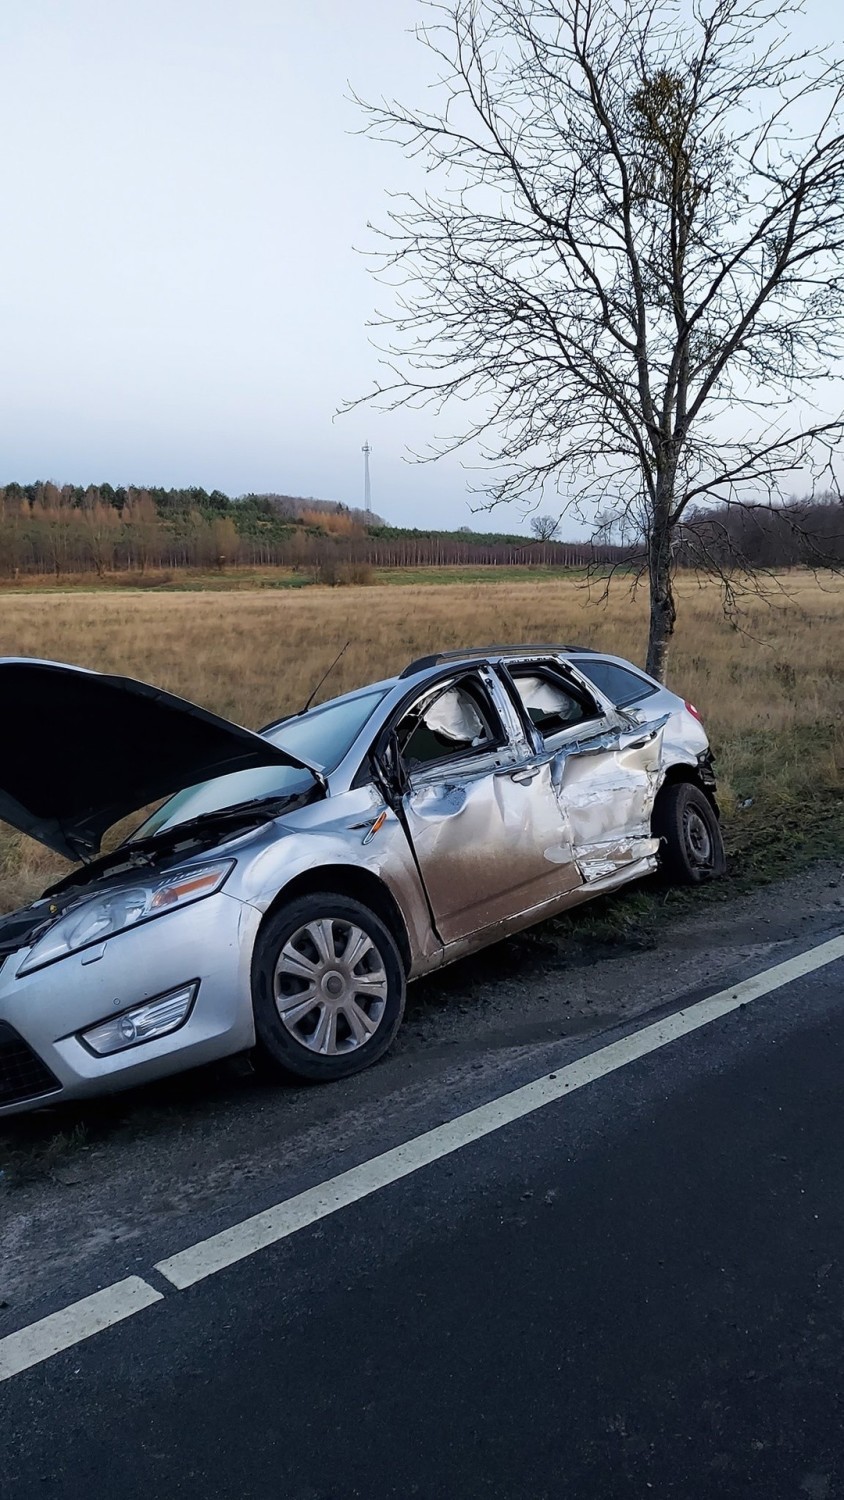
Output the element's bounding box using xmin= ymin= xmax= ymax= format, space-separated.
xmin=652 ymin=781 xmax=726 ymax=885
xmin=252 ymin=892 xmax=406 ymax=1081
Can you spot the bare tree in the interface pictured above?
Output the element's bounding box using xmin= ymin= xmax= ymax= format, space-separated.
xmin=530 ymin=513 xmax=561 ymax=541
xmin=353 ymin=0 xmax=844 ymax=677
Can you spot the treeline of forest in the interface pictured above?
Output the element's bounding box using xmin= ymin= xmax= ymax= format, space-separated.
xmin=0 ymin=481 xmax=839 ymax=579
xmin=678 ymin=496 xmax=844 ymax=570
xmin=0 ymin=482 xmax=620 ymax=575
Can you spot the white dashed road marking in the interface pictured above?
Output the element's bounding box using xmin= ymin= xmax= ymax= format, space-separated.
xmin=0 ymin=1278 xmax=163 ymax=1383
xmin=2 ymin=932 xmax=843 ymax=1380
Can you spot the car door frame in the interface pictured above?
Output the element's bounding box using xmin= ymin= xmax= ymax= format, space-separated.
xmin=495 ymin=657 xmax=668 ymax=882
xmin=370 ymin=665 xmax=586 ymax=945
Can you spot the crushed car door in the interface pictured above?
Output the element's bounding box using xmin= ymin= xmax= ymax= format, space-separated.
xmin=550 ymin=718 xmax=668 ymax=882
xmin=505 ymin=662 xmax=667 ymax=883
xmin=395 ymin=672 xmax=582 ymax=945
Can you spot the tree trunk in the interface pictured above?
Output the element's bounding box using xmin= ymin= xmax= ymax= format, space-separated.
xmin=645 ymin=500 xmax=677 ymax=682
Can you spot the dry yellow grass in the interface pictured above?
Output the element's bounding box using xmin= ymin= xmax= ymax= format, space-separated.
xmin=0 ymin=571 xmax=841 ymax=910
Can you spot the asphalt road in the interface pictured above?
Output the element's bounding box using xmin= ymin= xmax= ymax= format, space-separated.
xmin=3 ymin=936 xmax=844 ymax=1499
xmin=4 ymin=859 xmax=843 ymax=1323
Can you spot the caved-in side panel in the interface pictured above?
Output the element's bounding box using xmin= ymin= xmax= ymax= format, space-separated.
xmin=551 ymin=725 xmax=665 ymax=883
xmin=404 ymin=761 xmax=581 ymax=945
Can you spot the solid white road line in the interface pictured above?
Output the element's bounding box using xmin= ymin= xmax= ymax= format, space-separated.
xmin=155 ymin=931 xmax=844 ymax=1290
xmin=0 ymin=1277 xmax=163 ymax=1384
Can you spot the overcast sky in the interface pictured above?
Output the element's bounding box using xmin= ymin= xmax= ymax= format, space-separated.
xmin=1 ymin=0 xmax=841 ymax=531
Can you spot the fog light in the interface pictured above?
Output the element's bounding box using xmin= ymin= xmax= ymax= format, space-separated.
xmin=81 ymin=983 xmax=198 ymax=1056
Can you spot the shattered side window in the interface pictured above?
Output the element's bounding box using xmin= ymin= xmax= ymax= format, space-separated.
xmin=399 ymin=682 xmax=498 ymax=768
xmin=512 ymin=673 xmax=594 ymax=739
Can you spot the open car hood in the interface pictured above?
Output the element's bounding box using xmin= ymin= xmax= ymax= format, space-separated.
xmin=0 ymin=658 xmax=318 ymax=862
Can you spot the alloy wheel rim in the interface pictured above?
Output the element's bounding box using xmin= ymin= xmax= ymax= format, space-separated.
xmin=273 ymin=918 xmax=389 ymax=1055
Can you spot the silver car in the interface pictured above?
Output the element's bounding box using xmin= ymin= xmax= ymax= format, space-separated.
xmin=0 ymin=647 xmax=725 ymax=1115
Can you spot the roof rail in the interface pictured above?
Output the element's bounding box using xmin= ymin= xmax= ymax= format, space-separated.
xmin=398 ymin=643 xmax=596 ymax=679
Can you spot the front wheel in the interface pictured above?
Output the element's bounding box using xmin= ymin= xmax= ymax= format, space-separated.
xmin=652 ymin=781 xmax=727 ymax=885
xmin=252 ymin=892 xmax=406 ymax=1082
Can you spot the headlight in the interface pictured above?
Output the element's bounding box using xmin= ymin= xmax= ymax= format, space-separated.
xmin=18 ymin=860 xmax=234 ymax=975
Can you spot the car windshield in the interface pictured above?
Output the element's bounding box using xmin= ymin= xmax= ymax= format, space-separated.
xmin=129 ymin=688 xmax=386 ymax=844
xmin=263 ymin=688 xmax=388 ymax=771
xmin=129 ymin=763 xmax=318 ymax=841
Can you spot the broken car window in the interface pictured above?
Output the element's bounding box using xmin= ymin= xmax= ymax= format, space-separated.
xmin=512 ymin=672 xmax=594 ymax=740
xmin=399 ymin=682 xmax=498 ymax=768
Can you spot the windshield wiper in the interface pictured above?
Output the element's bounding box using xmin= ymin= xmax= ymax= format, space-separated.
xmin=133 ymin=791 xmax=317 ymax=847
xmin=45 ymin=791 xmax=316 ymax=899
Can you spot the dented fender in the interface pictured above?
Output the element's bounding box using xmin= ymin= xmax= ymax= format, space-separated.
xmin=224 ymin=789 xmax=440 ymax=973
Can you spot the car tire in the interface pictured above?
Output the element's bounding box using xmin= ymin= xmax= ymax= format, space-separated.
xmin=652 ymin=781 xmax=727 ymax=885
xmin=252 ymin=892 xmax=406 ymax=1082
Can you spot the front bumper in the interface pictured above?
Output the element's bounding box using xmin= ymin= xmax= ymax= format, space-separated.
xmin=0 ymin=891 xmax=261 ymax=1117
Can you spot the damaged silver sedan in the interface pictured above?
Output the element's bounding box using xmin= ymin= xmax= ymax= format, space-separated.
xmin=0 ymin=647 xmax=725 ymax=1114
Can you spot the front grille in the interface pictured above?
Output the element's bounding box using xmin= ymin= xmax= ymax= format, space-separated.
xmin=0 ymin=1021 xmax=61 ymax=1106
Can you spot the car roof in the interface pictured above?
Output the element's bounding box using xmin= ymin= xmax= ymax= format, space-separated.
xmin=397 ymin=644 xmax=596 ymax=679
xmin=261 ymin=644 xmax=656 ymax=739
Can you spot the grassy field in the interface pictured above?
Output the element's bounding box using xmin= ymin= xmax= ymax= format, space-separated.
xmin=0 ymin=563 xmax=579 ymax=591
xmin=0 ymin=571 xmax=841 ymax=913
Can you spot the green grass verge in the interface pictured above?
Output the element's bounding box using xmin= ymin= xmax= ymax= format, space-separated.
xmin=0 ymin=564 xmax=588 ymax=594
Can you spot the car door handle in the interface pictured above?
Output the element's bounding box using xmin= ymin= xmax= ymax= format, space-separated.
xmin=615 ymin=715 xmax=670 ymax=751
xmin=616 ymin=728 xmax=660 ymax=750
xmin=498 ymin=765 xmax=541 ymax=785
